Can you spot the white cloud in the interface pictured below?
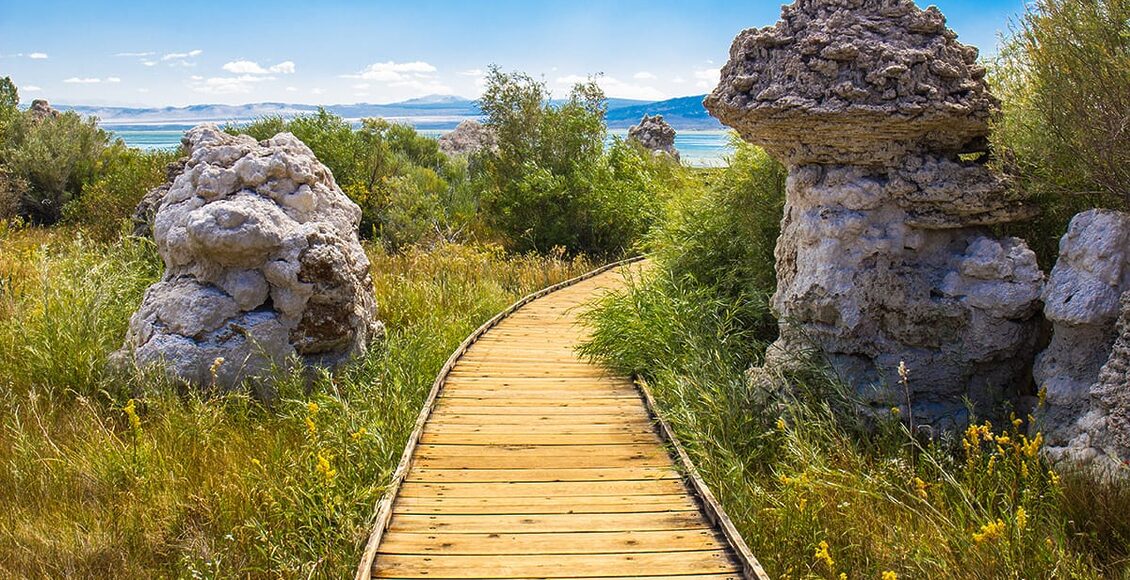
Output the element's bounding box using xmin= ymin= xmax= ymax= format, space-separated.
xmin=142 ymin=60 xmax=157 ymax=67
xmin=106 ymin=77 xmax=121 ymax=83
xmin=190 ymin=74 xmax=275 ymax=95
xmin=190 ymin=75 xmax=204 ymax=80
xmin=269 ymin=61 xmax=295 ymax=74
xmin=633 ymin=71 xmax=657 ymax=80
xmin=222 ymin=59 xmax=294 ymax=75
xmin=351 ymin=83 xmax=371 ymax=90
xmin=458 ymin=68 xmax=484 ymax=77
xmin=311 ymin=88 xmax=325 ymax=95
xmin=343 ymin=60 xmax=437 ymax=82
xmin=115 ymin=51 xmax=154 ymax=57
xmin=671 ymin=76 xmax=687 ymax=84
xmin=555 ymin=74 xmax=666 ymax=101
xmin=162 ymin=49 xmax=202 ymax=61
xmin=23 ymin=85 xmax=42 ymax=92
xmin=27 ymin=52 xmax=48 ymax=60
xmin=137 ymin=88 xmax=150 ymax=93
xmin=285 ymin=86 xmax=298 ymax=92
xmin=64 ymin=77 xmax=102 ymax=84
xmin=222 ymin=60 xmax=268 ymax=74
xmin=693 ymin=67 xmax=720 ymax=89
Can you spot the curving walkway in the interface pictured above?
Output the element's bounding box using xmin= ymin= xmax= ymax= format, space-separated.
xmin=357 ymin=260 xmax=766 ymax=580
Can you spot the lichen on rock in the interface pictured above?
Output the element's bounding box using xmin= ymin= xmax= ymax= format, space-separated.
xmin=627 ymin=115 xmax=680 ymax=161
xmin=706 ymin=0 xmax=1043 ymax=428
xmin=116 ymin=124 xmax=382 ymax=390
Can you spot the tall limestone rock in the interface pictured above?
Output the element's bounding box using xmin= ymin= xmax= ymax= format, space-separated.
xmin=705 ymin=0 xmax=1044 ymax=428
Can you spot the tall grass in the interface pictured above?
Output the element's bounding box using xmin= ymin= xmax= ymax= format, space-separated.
xmin=0 ymin=226 xmax=591 ymax=578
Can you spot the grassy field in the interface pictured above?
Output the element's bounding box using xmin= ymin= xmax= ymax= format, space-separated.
xmin=0 ymin=225 xmax=592 ymax=578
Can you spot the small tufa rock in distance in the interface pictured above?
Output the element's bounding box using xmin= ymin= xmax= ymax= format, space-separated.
xmin=438 ymin=119 xmax=497 ymax=156
xmin=115 ymin=124 xmax=382 ymax=391
xmin=627 ymin=114 xmax=680 ymax=161
xmin=704 ymin=0 xmax=1044 ymax=429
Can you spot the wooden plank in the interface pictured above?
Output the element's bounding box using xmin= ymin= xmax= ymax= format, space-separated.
xmin=412 ymin=454 xmax=670 ymax=470
xmin=398 ymin=479 xmax=689 ymax=498
xmin=423 ymin=423 xmax=655 ymax=434
xmin=428 ymin=414 xmax=655 ymax=426
xmin=420 ymin=432 xmax=660 ymax=445
xmin=406 ymin=466 xmax=679 ymax=483
xmin=377 ymin=529 xmax=728 ymax=555
xmin=386 ymin=511 xmax=711 ymax=534
xmin=373 ymin=550 xmax=737 ymax=578
xmin=392 ymin=494 xmax=697 ymax=515
xmin=432 ymin=404 xmax=650 ymax=416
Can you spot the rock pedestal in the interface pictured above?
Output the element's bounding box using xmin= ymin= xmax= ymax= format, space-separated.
xmin=627 ymin=115 xmax=680 ymax=161
xmin=117 ymin=124 xmax=381 ymax=390
xmin=1035 ymin=209 xmax=1130 ymax=477
xmin=705 ymin=0 xmax=1043 ymax=427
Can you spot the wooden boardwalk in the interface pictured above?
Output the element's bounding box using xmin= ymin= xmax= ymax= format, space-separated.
xmin=357 ymin=260 xmax=767 ymax=580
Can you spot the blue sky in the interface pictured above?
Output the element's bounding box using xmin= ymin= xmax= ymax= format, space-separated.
xmin=0 ymin=0 xmax=1027 ymax=107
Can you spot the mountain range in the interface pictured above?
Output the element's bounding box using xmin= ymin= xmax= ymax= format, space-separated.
xmin=52 ymin=94 xmax=724 ymax=131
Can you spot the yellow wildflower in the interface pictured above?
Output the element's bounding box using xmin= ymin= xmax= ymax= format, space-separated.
xmin=1022 ymin=432 xmax=1043 ymax=458
xmin=352 ymin=426 xmax=368 ymax=441
xmin=250 ymin=458 xmax=264 ymax=470
xmin=1037 ymin=386 xmax=1047 ymax=408
xmin=913 ymin=477 xmax=928 ymax=500
xmin=840 ymin=574 xmax=848 ymax=580
xmin=890 ymin=406 xmax=901 ymax=417
xmin=1016 ymin=507 xmax=1028 ymax=532
xmin=776 ymin=417 xmax=787 ymax=431
xmin=123 ymin=398 xmax=141 ymax=434
xmin=972 ymin=519 xmax=1006 ymax=543
xmin=305 ymin=416 xmax=317 ymax=436
xmin=316 ymin=452 xmax=337 ymax=483
xmin=1048 ymin=469 xmax=1061 ymax=485
xmin=814 ymin=540 xmax=834 ymax=569
xmin=882 ymin=572 xmax=898 ymax=580
xmin=307 ymin=401 xmax=320 ymax=414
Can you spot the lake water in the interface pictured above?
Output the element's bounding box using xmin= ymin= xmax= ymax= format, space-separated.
xmin=104 ymin=124 xmax=734 ymax=167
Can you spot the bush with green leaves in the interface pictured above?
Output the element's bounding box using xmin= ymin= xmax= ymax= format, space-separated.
xmin=991 ymin=0 xmax=1130 ymax=266
xmin=476 ymin=67 xmax=673 ymax=257
xmin=63 ymin=143 xmax=179 ymax=240
xmin=0 ymin=79 xmax=111 ymax=225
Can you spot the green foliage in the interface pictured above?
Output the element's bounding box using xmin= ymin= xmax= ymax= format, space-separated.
xmin=476 ymin=66 xmax=670 ymax=256
xmin=991 ymin=0 xmax=1130 ymax=266
xmin=0 ymin=230 xmax=592 ymax=577
xmin=63 ymin=144 xmax=179 ymax=240
xmin=0 ymin=109 xmax=111 ymax=224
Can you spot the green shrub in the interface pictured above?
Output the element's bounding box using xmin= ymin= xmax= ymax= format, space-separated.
xmin=476 ymin=67 xmax=670 ymax=257
xmin=63 ymin=144 xmax=179 ymax=240
xmin=0 ymin=99 xmax=111 ymax=224
xmin=991 ymin=0 xmax=1130 ymax=266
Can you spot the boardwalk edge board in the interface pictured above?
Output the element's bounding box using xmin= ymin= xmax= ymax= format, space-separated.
xmin=354 ymin=256 xmax=645 ymax=580
xmin=634 ymin=375 xmax=771 ymax=580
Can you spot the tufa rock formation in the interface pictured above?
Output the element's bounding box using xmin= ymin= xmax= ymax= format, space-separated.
xmin=27 ymin=99 xmax=58 ymax=121
xmin=117 ymin=124 xmax=381 ymax=390
xmin=705 ymin=0 xmax=1043 ymax=428
xmin=627 ymin=114 xmax=680 ymax=161
xmin=1035 ymin=210 xmax=1130 ymax=477
xmin=438 ymin=119 xmax=497 ymax=156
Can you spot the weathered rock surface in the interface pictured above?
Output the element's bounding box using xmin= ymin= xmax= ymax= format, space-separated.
xmin=1035 ymin=209 xmax=1130 ymax=477
xmin=706 ymin=0 xmax=1043 ymax=428
xmin=27 ymin=99 xmax=58 ymax=121
xmin=627 ymin=115 xmax=680 ymax=161
xmin=438 ymin=119 xmax=496 ymax=156
xmin=117 ymin=124 xmax=381 ymax=390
